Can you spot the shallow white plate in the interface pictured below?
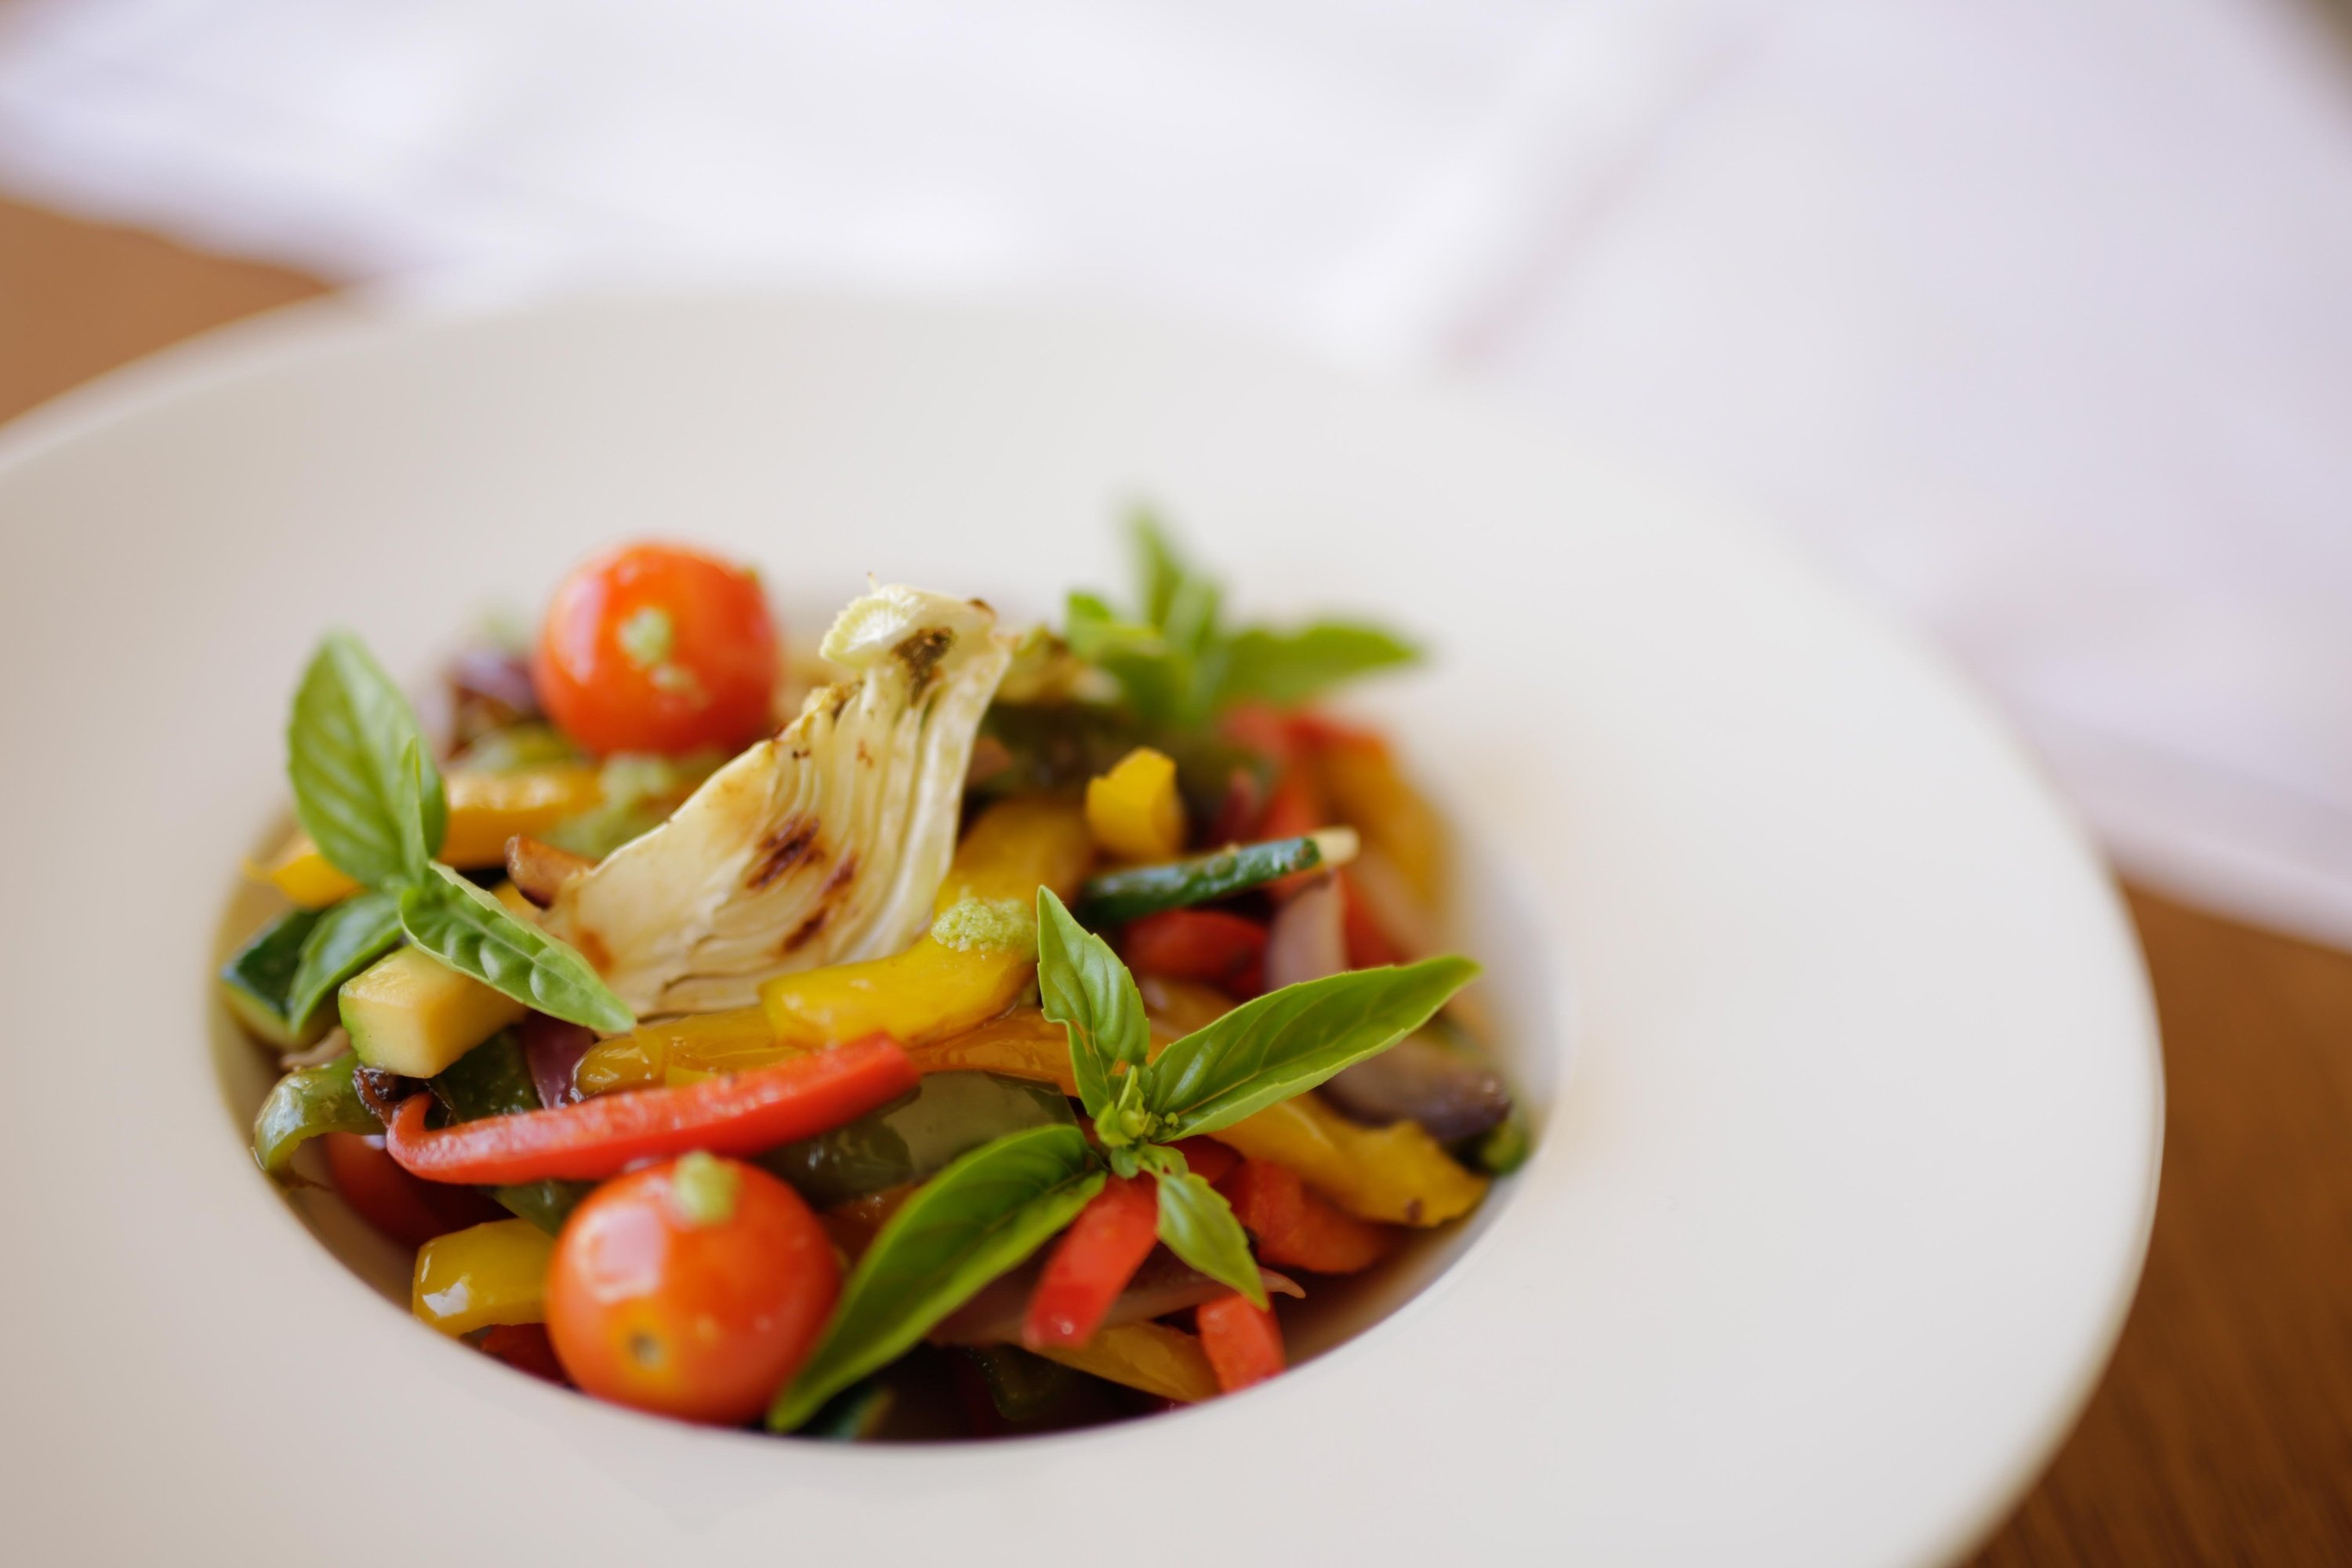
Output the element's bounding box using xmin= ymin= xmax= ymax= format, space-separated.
xmin=0 ymin=291 xmax=2157 ymax=1568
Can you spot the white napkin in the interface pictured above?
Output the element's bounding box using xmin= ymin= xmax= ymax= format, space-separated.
xmin=5 ymin=0 xmax=2350 ymax=942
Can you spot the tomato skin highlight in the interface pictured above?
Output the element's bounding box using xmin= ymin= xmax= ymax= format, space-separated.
xmin=547 ymin=1157 xmax=839 ymax=1425
xmin=533 ymin=542 xmax=779 ymax=757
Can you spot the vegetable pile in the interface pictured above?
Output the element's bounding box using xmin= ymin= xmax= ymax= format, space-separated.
xmin=225 ymin=524 xmax=1528 ymax=1439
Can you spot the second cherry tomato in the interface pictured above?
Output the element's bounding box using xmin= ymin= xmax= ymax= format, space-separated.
xmin=533 ymin=542 xmax=779 ymax=756
xmin=323 ymin=1131 xmax=504 ymax=1250
xmin=546 ymin=1152 xmax=837 ymax=1425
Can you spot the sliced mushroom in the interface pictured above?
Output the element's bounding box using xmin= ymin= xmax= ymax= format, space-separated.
xmin=505 ymin=834 xmax=594 ymax=908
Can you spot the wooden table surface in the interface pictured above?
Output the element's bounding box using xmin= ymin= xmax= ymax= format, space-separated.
xmin=7 ymin=193 xmax=2350 ymax=1565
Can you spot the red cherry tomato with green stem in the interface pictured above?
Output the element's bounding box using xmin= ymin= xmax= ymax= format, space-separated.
xmin=533 ymin=542 xmax=779 ymax=757
xmin=546 ymin=1152 xmax=837 ymax=1425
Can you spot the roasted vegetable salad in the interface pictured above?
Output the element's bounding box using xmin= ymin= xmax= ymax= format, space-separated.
xmin=225 ymin=522 xmax=1526 ymax=1438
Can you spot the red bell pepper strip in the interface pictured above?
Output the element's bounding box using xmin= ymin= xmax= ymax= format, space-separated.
xmin=1123 ymin=909 xmax=1268 ymax=996
xmin=1196 ymin=1293 xmax=1284 ymax=1393
xmin=1221 ymin=702 xmax=1305 ymax=769
xmin=1217 ymin=1158 xmax=1396 ymax=1275
xmin=322 ymin=1131 xmax=506 ymax=1249
xmin=383 ymin=1033 xmax=917 ymax=1185
xmin=1337 ymin=869 xmax=1403 ymax=969
xmin=478 ymin=1323 xmax=569 ymax=1385
xmin=1168 ymin=1136 xmax=1239 ymax=1186
xmin=1022 ymin=1174 xmax=1162 ymax=1351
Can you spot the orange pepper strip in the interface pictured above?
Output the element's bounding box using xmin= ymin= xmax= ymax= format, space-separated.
xmin=383 ymin=1034 xmax=917 ymax=1185
xmin=1217 ymin=1158 xmax=1397 ymax=1274
xmin=1196 ymin=1294 xmax=1284 ymax=1393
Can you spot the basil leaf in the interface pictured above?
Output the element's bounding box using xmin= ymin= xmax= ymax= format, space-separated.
xmin=397 ymin=865 xmax=634 ymax=1033
xmin=768 ymin=1124 xmax=1103 ymax=1431
xmin=392 ymin=738 xmax=436 ymax=882
xmin=1142 ymin=1145 xmax=1267 ymax=1308
xmin=1146 ymin=956 xmax=1479 ymax=1139
xmin=1065 ymin=591 xmax=1185 ymax=725
xmin=1214 ymin=622 xmax=1421 ymax=709
xmin=1131 ymin=510 xmax=1190 ymax=630
xmin=281 ymin=889 xmax=404 ymax=1032
xmin=287 ymin=631 xmax=447 ymax=886
xmin=251 ymin=1053 xmax=378 ymax=1175
xmin=1035 ymin=887 xmax=1148 ymax=1120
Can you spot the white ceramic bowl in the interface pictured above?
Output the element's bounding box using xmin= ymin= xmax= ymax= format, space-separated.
xmin=0 ymin=291 xmax=2157 ymax=1568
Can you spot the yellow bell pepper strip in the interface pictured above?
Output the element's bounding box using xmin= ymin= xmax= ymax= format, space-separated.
xmin=573 ymin=1007 xmax=792 ymax=1095
xmin=412 ymin=1218 xmax=555 ymax=1336
xmin=760 ymin=798 xmax=1092 ymax=1048
xmin=251 ymin=764 xmax=605 ymax=909
xmin=1033 ymin=1320 xmax=1219 ymax=1404
xmin=1207 ymin=1093 xmax=1486 ymax=1227
xmin=1303 ymin=724 xmax=1446 ymax=906
xmin=1084 ymin=746 xmax=1186 ymax=862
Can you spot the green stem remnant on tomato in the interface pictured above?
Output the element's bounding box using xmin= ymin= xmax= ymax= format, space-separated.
xmin=668 ymin=1151 xmax=740 ymax=1227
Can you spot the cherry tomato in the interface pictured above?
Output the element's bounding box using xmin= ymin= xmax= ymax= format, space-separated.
xmin=533 ymin=542 xmax=778 ymax=756
xmin=322 ymin=1131 xmax=504 ymax=1250
xmin=546 ymin=1153 xmax=837 ymax=1425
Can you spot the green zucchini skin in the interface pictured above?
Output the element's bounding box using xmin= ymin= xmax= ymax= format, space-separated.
xmin=1078 ymin=835 xmax=1323 ymax=925
xmin=220 ymin=909 xmax=329 ymax=1048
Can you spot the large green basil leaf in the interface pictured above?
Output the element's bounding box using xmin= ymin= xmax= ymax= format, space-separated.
xmin=281 ymin=889 xmax=404 ymax=1030
xmin=286 ymin=630 xmax=446 ymax=886
xmin=1145 ymin=955 xmax=1478 ymax=1139
xmin=251 ymin=1053 xmax=378 ymax=1175
xmin=1214 ymin=622 xmax=1421 ymax=709
xmin=397 ymin=865 xmax=633 ymax=1033
xmin=1034 ymin=887 xmax=1147 ymax=1120
xmin=1141 ymin=1145 xmax=1266 ymax=1308
xmin=768 ymin=1124 xmax=1103 ymax=1432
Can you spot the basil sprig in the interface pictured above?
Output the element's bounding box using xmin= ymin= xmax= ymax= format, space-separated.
xmin=768 ymin=887 xmax=1475 ymax=1430
xmin=1063 ymin=512 xmax=1421 ymax=727
xmin=289 ymin=632 xmax=448 ymax=887
xmin=283 ymin=632 xmax=633 ymax=1034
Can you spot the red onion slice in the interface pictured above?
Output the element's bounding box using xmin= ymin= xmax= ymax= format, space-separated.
xmin=518 ymin=1012 xmax=597 ymax=1109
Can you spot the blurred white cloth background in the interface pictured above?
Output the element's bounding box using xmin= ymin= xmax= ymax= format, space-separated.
xmin=5 ymin=0 xmax=2351 ymax=942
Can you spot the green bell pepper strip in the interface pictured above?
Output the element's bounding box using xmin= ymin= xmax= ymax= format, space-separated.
xmin=430 ymin=1032 xmax=593 ymax=1233
xmin=758 ymin=1071 xmax=1075 ymax=1210
xmin=252 ymin=1052 xmax=379 ymax=1175
xmin=1077 ymin=833 xmax=1338 ymax=926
